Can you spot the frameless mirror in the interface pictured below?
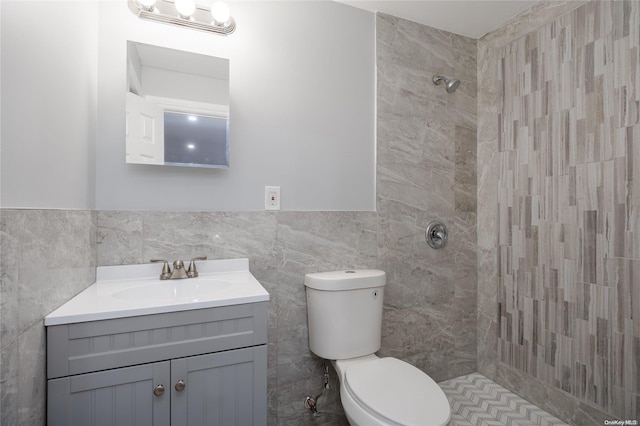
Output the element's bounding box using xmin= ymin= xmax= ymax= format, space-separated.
xmin=126 ymin=41 xmax=230 ymax=168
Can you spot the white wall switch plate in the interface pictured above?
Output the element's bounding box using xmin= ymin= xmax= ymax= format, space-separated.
xmin=265 ymin=186 xmax=280 ymax=210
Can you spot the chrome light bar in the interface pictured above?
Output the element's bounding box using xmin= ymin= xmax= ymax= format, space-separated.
xmin=128 ymin=0 xmax=236 ymax=36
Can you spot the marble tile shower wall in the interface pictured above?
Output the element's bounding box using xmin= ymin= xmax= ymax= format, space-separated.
xmin=0 ymin=210 xmax=97 ymax=425
xmin=375 ymin=13 xmax=477 ymax=380
xmin=479 ymin=0 xmax=639 ymax=423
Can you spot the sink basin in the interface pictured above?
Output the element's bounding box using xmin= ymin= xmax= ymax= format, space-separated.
xmin=112 ymin=279 xmax=233 ymax=302
xmin=44 ymin=258 xmax=270 ymax=325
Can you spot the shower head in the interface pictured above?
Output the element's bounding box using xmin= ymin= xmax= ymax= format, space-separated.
xmin=432 ymin=75 xmax=460 ymax=93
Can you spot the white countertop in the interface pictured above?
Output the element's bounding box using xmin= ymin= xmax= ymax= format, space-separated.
xmin=45 ymin=258 xmax=269 ymax=326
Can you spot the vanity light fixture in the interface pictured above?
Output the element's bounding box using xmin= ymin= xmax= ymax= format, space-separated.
xmin=128 ymin=0 xmax=236 ymax=35
xmin=210 ymin=1 xmax=231 ymax=26
xmin=174 ymin=0 xmax=196 ymax=18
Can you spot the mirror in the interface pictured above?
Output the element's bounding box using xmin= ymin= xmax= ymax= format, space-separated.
xmin=126 ymin=41 xmax=230 ymax=168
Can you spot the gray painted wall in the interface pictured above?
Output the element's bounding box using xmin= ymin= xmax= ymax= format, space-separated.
xmin=0 ymin=1 xmax=97 ymax=209
xmin=1 ymin=1 xmax=375 ymax=212
xmin=96 ymin=1 xmax=375 ymax=211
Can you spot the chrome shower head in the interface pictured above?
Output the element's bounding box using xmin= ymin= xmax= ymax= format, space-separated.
xmin=432 ymin=75 xmax=460 ymax=93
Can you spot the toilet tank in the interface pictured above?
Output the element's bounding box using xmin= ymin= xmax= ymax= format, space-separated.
xmin=304 ymin=270 xmax=386 ymax=360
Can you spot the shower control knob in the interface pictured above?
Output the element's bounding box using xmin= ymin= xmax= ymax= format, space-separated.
xmin=425 ymin=221 xmax=448 ymax=249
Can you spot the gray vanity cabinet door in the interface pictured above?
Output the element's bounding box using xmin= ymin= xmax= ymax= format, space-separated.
xmin=171 ymin=345 xmax=267 ymax=426
xmin=48 ymin=361 xmax=171 ymax=426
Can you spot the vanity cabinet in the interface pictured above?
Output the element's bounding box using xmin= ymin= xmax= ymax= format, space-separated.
xmin=49 ymin=361 xmax=170 ymax=426
xmin=47 ymin=302 xmax=268 ymax=426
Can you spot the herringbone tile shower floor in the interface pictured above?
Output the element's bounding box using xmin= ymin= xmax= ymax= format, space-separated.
xmin=439 ymin=373 xmax=569 ymax=426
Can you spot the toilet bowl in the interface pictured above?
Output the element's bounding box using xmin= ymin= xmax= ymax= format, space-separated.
xmin=304 ymin=270 xmax=452 ymax=426
xmin=332 ymin=355 xmax=451 ymax=426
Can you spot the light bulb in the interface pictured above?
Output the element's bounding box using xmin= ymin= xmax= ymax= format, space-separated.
xmin=211 ymin=1 xmax=231 ymax=26
xmin=138 ymin=0 xmax=156 ymax=10
xmin=175 ymin=0 xmax=196 ymax=17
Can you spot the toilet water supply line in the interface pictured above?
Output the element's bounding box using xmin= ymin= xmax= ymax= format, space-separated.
xmin=304 ymin=362 xmax=330 ymax=415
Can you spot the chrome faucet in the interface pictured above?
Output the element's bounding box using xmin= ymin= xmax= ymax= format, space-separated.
xmin=186 ymin=256 xmax=207 ymax=278
xmin=151 ymin=256 xmax=207 ymax=280
xmin=171 ymin=260 xmax=188 ymax=279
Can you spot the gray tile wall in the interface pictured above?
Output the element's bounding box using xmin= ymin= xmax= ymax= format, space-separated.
xmin=478 ymin=0 xmax=639 ymax=423
xmin=0 ymin=210 xmax=96 ymax=425
xmin=97 ymin=211 xmax=372 ymax=425
xmin=375 ymin=13 xmax=478 ymax=380
xmin=0 ymin=11 xmax=478 ymax=426
xmin=96 ymin=196 xmax=478 ymax=425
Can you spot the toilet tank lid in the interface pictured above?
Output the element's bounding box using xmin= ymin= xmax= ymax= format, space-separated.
xmin=304 ymin=270 xmax=386 ymax=291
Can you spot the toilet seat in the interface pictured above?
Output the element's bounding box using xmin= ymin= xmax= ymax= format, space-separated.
xmin=344 ymin=357 xmax=451 ymax=426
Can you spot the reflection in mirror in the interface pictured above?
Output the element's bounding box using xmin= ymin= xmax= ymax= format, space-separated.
xmin=164 ymin=112 xmax=229 ymax=167
xmin=126 ymin=41 xmax=230 ymax=168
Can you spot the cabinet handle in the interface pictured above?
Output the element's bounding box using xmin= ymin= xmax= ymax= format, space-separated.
xmin=153 ymin=384 xmax=165 ymax=396
xmin=175 ymin=379 xmax=186 ymax=392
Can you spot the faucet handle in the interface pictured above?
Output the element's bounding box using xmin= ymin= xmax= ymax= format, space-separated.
xmin=187 ymin=256 xmax=208 ymax=278
xmin=151 ymin=259 xmax=172 ymax=280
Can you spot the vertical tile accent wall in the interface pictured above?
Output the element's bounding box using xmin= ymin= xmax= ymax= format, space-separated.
xmin=491 ymin=0 xmax=639 ymax=420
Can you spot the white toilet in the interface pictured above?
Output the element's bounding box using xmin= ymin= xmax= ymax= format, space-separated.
xmin=304 ymin=269 xmax=451 ymax=426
